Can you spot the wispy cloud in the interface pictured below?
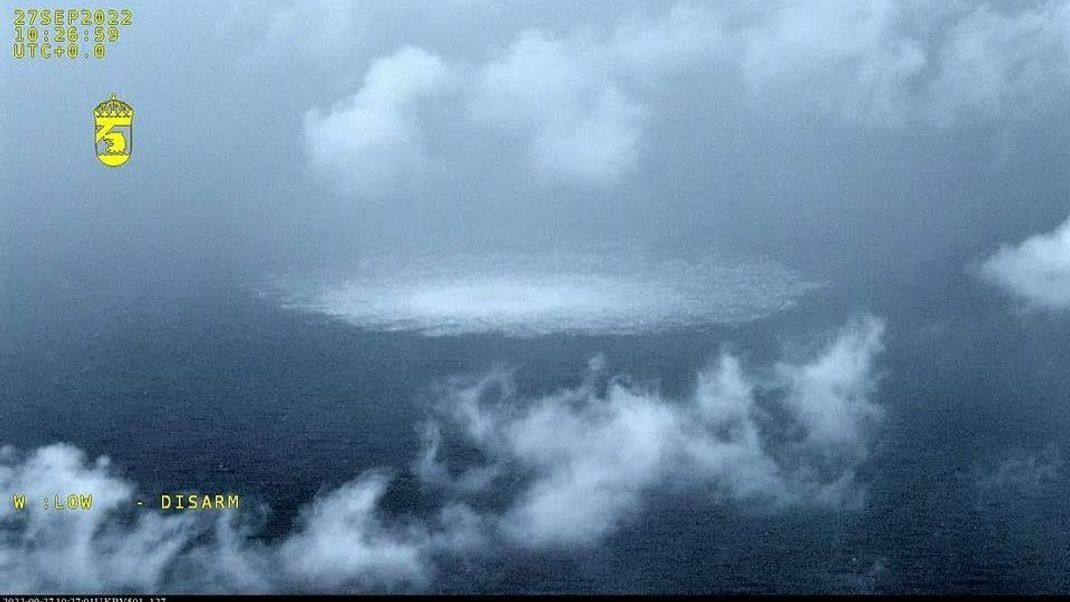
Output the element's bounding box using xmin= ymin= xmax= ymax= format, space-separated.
xmin=0 ymin=316 xmax=884 ymax=592
xmin=0 ymin=445 xmax=450 ymax=592
xmin=740 ymin=0 xmax=1070 ymax=127
xmin=420 ymin=316 xmax=885 ymax=547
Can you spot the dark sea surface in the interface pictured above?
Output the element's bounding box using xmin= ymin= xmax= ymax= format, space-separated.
xmin=2 ymin=257 xmax=1069 ymax=593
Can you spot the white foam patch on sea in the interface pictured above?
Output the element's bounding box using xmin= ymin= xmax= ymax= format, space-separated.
xmin=269 ymin=251 xmax=821 ymax=337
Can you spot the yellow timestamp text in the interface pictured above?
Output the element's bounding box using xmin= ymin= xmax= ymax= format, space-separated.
xmin=12 ymin=8 xmax=132 ymax=60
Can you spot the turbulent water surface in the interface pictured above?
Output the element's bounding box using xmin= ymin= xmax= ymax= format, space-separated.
xmin=271 ymin=251 xmax=822 ymax=337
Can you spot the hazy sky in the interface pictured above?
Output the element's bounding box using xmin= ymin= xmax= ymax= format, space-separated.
xmin=3 ymin=0 xmax=1068 ymax=285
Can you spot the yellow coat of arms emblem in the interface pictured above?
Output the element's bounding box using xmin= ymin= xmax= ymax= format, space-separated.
xmin=94 ymin=93 xmax=133 ymax=167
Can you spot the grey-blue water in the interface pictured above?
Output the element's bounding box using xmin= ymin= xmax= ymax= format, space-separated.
xmin=3 ymin=258 xmax=1069 ymax=593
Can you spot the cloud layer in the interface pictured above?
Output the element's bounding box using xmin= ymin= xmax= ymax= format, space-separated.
xmin=980 ymin=216 xmax=1070 ymax=310
xmin=300 ymin=1 xmax=1070 ymax=197
xmin=0 ymin=317 xmax=884 ymax=592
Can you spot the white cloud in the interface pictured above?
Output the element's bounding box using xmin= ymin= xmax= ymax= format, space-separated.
xmin=0 ymin=316 xmax=887 ymax=591
xmin=276 ymin=474 xmax=431 ymax=591
xmin=469 ymin=6 xmax=722 ymax=186
xmin=0 ymin=444 xmax=202 ymax=592
xmin=741 ymin=0 xmax=928 ymax=127
xmin=607 ymin=3 xmax=727 ymax=79
xmin=304 ymin=47 xmax=454 ymax=198
xmin=297 ymin=2 xmax=1070 ymax=194
xmin=980 ymin=216 xmax=1070 ymax=310
xmin=740 ymin=0 xmax=1070 ymax=127
xmin=777 ymin=315 xmax=884 ymax=451
xmin=470 ymin=31 xmax=647 ymax=186
xmin=0 ymin=445 xmax=439 ymax=593
xmin=481 ymin=0 xmax=1070 ymax=134
xmin=925 ymin=1 xmax=1070 ymax=127
xmin=294 ymin=4 xmax=726 ymax=190
xmin=527 ymin=85 xmax=647 ymax=185
xmin=421 ymin=316 xmax=886 ymax=547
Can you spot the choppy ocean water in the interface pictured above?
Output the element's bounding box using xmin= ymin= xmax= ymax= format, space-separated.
xmin=2 ymin=253 xmax=1069 ymax=593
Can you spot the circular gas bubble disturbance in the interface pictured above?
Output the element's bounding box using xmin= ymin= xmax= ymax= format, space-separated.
xmin=267 ymin=250 xmax=822 ymax=337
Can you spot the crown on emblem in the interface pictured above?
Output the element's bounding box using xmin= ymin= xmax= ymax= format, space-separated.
xmin=94 ymin=93 xmax=134 ymax=118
